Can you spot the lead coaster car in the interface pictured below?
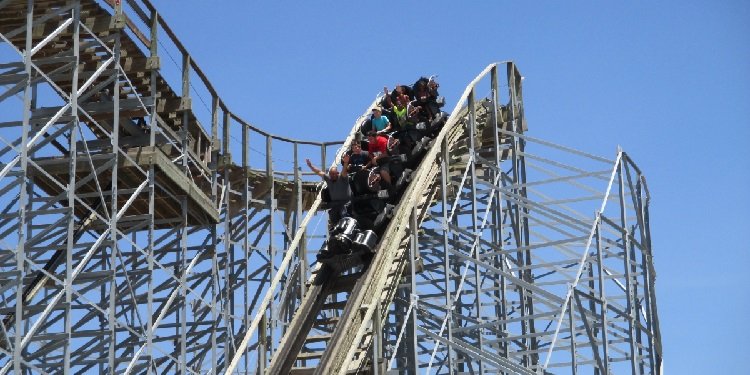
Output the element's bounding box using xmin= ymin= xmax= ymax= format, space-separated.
xmin=318 ymin=217 xmax=380 ymax=271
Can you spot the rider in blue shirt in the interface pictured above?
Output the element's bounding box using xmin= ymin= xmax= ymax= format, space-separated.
xmin=371 ymin=107 xmax=391 ymax=132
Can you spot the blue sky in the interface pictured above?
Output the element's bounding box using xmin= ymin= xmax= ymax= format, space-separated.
xmin=155 ymin=1 xmax=749 ymax=373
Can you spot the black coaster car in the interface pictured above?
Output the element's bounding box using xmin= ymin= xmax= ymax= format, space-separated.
xmin=318 ymin=217 xmax=380 ymax=271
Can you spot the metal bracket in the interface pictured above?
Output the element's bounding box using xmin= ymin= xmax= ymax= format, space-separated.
xmin=146 ymin=56 xmax=160 ymax=69
xmin=110 ymin=13 xmax=126 ymax=30
xmin=178 ymin=97 xmax=192 ymax=111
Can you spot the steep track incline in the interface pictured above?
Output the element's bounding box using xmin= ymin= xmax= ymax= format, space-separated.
xmin=228 ymin=62 xmax=523 ymax=374
xmin=313 ymin=63 xmax=519 ymax=375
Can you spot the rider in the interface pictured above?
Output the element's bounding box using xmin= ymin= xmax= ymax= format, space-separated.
xmin=345 ymin=142 xmax=371 ymax=174
xmin=366 ymin=131 xmax=394 ymax=188
xmin=306 ymin=157 xmax=351 ymax=230
xmin=371 ymin=106 xmax=392 ymax=133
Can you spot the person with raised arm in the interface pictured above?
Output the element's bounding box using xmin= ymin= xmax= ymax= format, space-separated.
xmin=306 ymin=157 xmax=351 ymax=231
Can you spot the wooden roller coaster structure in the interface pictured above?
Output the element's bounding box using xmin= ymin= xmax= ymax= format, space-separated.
xmin=0 ymin=1 xmax=662 ymax=374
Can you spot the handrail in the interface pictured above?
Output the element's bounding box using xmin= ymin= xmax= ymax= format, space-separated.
xmin=229 ymin=113 xmax=345 ymax=146
xmin=104 ymin=0 xmax=344 ymax=149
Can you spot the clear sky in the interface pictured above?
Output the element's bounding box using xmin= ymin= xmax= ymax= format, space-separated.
xmin=154 ymin=1 xmax=749 ymax=373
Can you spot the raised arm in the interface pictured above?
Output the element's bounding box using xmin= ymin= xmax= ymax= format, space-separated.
xmin=306 ymin=158 xmax=326 ymax=179
xmin=383 ymin=86 xmax=393 ymax=108
xmin=341 ymin=154 xmax=350 ymax=178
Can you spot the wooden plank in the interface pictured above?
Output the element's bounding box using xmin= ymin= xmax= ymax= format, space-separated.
xmin=28 ymin=146 xmax=219 ymax=223
xmin=289 ymin=368 xmax=316 ymax=375
xmin=266 ymin=269 xmax=334 ymax=375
